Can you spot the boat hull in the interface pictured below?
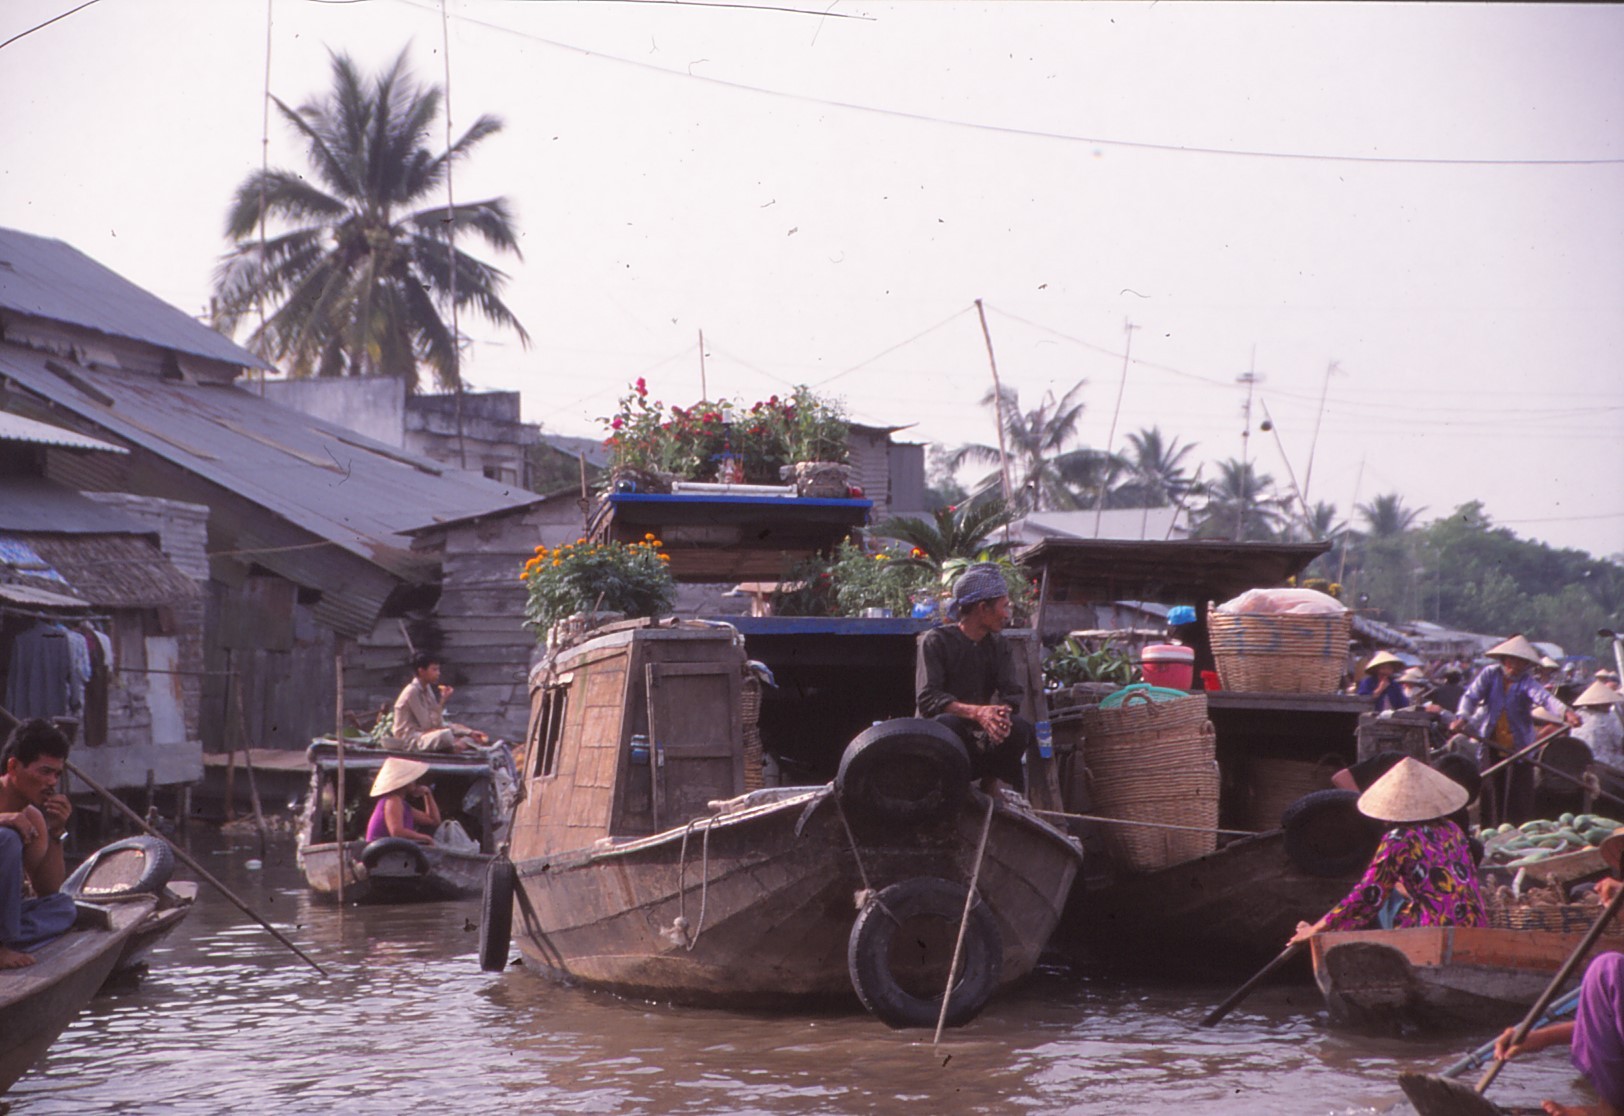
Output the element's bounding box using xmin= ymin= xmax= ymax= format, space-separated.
xmin=300 ymin=840 xmax=491 ymax=903
xmin=1064 ymin=829 xmax=1357 ymax=975
xmin=511 ymin=789 xmax=1082 ymax=1006
xmin=0 ymin=896 xmax=157 ymax=1094
xmin=1311 ymin=926 xmax=1617 ymax=1032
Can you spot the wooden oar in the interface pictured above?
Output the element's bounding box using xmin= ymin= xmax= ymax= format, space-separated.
xmin=65 ymin=759 xmax=328 ymax=976
xmin=1398 ymin=881 xmax=1624 ymax=1116
xmin=1199 ymin=939 xmax=1304 ymax=1027
xmin=1439 ymin=988 xmax=1579 ymax=1079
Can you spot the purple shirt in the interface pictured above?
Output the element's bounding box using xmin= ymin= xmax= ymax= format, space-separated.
xmin=1322 ymin=820 xmax=1487 ymax=931
xmin=1574 ymin=951 xmax=1624 ymax=1108
xmin=365 ymin=794 xmax=426 ymax=842
xmin=1456 ymin=665 xmax=1566 ymax=751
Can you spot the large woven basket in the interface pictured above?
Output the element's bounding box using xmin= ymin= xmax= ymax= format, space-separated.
xmin=1234 ymin=754 xmax=1343 ymax=832
xmin=1077 ymin=691 xmax=1218 ymax=871
xmin=741 ymin=676 xmax=764 ymax=791
xmin=1485 ymin=903 xmax=1624 ymax=937
xmin=1207 ymin=604 xmax=1351 ymax=693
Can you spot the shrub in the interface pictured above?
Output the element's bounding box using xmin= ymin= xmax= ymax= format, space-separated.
xmin=520 ymin=535 xmax=674 ymax=638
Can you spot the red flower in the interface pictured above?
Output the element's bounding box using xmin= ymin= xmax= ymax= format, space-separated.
xmin=611 ymin=416 xmax=625 ymax=430
xmin=635 ymin=377 xmax=648 ymax=396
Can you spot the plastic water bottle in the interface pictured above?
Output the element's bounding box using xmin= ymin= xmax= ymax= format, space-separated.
xmin=1035 ymin=721 xmax=1053 ymax=760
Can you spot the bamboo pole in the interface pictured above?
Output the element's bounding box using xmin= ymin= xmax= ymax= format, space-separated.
xmin=335 ymin=642 xmax=347 ymax=906
xmin=973 ymin=299 xmax=1014 ymax=517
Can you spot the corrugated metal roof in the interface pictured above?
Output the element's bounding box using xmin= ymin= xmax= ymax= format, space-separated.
xmin=0 ymin=581 xmax=89 ymax=609
xmin=0 ymin=477 xmax=153 ymax=534
xmin=0 ymin=345 xmax=538 ymax=585
xmin=0 ymin=409 xmax=127 ymax=453
xmin=0 ymin=226 xmax=272 ymax=371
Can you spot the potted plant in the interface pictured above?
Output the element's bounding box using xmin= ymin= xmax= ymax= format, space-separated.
xmin=769 ymin=386 xmax=852 ymax=496
xmin=520 ymin=534 xmax=675 ymax=646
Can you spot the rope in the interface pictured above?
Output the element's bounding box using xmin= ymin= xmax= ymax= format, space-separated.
xmin=671 ymin=815 xmax=718 ymax=951
xmin=933 ymin=794 xmax=996 ymax=1047
xmin=1030 ymin=807 xmax=1256 ymax=838
xmin=835 ymin=795 xmax=902 ymax=928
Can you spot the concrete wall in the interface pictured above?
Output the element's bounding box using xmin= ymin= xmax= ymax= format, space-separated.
xmin=261 ymin=377 xmax=406 ymax=448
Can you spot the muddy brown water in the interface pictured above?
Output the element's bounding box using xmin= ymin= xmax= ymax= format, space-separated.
xmin=5 ymin=831 xmax=1594 ymax=1115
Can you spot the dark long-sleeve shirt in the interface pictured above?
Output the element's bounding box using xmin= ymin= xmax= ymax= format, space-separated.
xmin=915 ymin=625 xmax=1023 ymax=717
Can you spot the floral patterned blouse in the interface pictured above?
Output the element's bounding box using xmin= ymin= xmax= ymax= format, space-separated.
xmin=1321 ymin=820 xmax=1487 ymax=931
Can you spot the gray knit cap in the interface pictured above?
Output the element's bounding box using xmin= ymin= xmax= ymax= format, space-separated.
xmin=952 ymin=562 xmax=1009 ymax=608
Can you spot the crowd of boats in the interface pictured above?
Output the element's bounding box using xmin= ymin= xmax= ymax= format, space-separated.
xmin=10 ymin=609 xmax=1624 ymax=1114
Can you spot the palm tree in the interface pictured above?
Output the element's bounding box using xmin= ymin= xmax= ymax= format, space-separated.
xmin=1356 ymin=493 xmax=1425 ymax=539
xmin=1301 ymin=500 xmax=1346 ymax=542
xmin=872 ymin=498 xmax=1019 ymax=564
xmin=1190 ymin=459 xmax=1288 ymax=542
xmin=212 ymin=50 xmax=528 ymax=391
xmin=950 ymin=382 xmax=1112 ymax=513
xmin=1113 ymin=426 xmax=1197 ymax=508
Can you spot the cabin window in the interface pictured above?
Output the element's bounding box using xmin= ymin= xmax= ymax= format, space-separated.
xmin=531 ymin=684 xmax=569 ymax=779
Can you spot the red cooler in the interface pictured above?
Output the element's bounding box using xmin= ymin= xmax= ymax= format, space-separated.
xmin=1140 ymin=643 xmax=1195 ymax=690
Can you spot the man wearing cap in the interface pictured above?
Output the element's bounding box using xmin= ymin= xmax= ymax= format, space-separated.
xmin=1493 ymin=828 xmax=1624 ymax=1116
xmin=916 ymin=562 xmax=1031 ymax=794
xmin=1355 ymin=651 xmax=1409 ymax=713
xmin=1452 ymin=634 xmax=1581 ymax=826
xmin=1574 ymin=680 xmax=1624 ymax=770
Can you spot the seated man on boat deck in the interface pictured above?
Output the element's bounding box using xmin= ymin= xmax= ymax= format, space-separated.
xmin=1288 ymin=757 xmax=1486 ymax=946
xmin=393 ymin=652 xmax=488 ymax=754
xmin=1493 ymin=829 xmax=1624 ymax=1116
xmin=366 ymin=757 xmax=442 ymax=846
xmin=0 ymin=718 xmax=77 ymax=969
xmin=915 ymin=562 xmax=1031 ymax=794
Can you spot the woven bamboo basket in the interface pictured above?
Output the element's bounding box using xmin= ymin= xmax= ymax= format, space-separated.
xmin=1078 ymin=691 xmax=1218 ymax=871
xmin=1485 ymin=902 xmax=1624 ymax=937
xmin=1234 ymin=753 xmax=1344 ymax=832
xmin=741 ymin=676 xmax=764 ymax=791
xmin=1207 ymin=604 xmax=1351 ymax=693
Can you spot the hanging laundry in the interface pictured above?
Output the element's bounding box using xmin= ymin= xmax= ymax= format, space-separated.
xmin=5 ymin=620 xmax=73 ymax=719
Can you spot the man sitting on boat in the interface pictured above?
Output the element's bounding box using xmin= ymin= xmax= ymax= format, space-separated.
xmin=0 ymin=718 xmax=77 ymax=969
xmin=393 ymin=652 xmax=489 ymax=754
xmin=1289 ymin=757 xmax=1486 ymax=946
xmin=366 ymin=757 xmax=442 ymax=847
xmin=1493 ymin=829 xmax=1624 ymax=1116
xmin=1451 ymin=634 xmax=1581 ymax=827
xmin=915 ymin=562 xmax=1030 ymax=794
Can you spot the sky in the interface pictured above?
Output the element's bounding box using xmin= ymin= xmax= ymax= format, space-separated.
xmin=2 ymin=1 xmax=1621 ymax=561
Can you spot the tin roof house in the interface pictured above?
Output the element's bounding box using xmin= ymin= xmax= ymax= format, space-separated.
xmin=0 ymin=227 xmax=539 ymax=756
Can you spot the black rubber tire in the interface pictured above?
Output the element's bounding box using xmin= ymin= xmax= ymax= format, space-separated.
xmin=479 ymin=856 xmax=516 ymax=973
xmin=1431 ymin=752 xmax=1483 ymax=806
xmin=360 ymin=837 xmax=430 ymax=876
xmin=62 ymin=836 xmax=175 ymax=899
xmin=847 ymin=876 xmax=1002 ymax=1029
xmin=1281 ymin=788 xmax=1380 ymax=878
xmin=836 ymin=718 xmax=970 ymax=828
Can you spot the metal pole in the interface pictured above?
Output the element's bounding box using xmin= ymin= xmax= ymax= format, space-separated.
xmin=335 ymin=642 xmax=346 ymax=906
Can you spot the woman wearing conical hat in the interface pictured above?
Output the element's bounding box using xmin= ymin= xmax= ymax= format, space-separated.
xmin=1289 ymin=757 xmax=1486 ymax=946
xmin=1354 ymin=650 xmax=1409 ymax=713
xmin=1450 ymin=634 xmax=1581 ymax=827
xmin=364 ymin=756 xmax=442 ymax=846
xmin=1573 ymin=680 xmax=1624 ymax=771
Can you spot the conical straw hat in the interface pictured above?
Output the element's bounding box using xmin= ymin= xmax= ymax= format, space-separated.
xmin=1398 ymin=667 xmax=1428 ymax=684
xmin=1532 ymin=706 xmax=1564 ymax=725
xmin=1487 ymin=634 xmax=1542 ymax=664
xmin=1576 ymin=680 xmax=1624 ymax=707
xmin=1602 ymin=827 xmax=1624 ymax=878
xmin=1357 ymin=756 xmax=1468 ymax=824
xmin=371 ymin=756 xmax=430 ymax=797
xmin=1539 ymin=656 xmax=1560 ymax=670
xmin=1365 ymin=650 xmax=1404 ymax=670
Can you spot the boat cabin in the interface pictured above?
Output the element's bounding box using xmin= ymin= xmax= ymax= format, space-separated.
xmin=301 ymin=742 xmax=504 ymax=853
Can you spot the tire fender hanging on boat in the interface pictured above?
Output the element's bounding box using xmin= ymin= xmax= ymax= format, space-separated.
xmin=847 ymin=876 xmax=1002 ymax=1029
xmin=1281 ymin=789 xmax=1381 ymax=878
xmin=479 ymin=856 xmax=516 ymax=972
xmin=359 ymin=837 xmax=431 ymax=877
xmin=835 ymin=719 xmax=971 ymax=828
xmin=62 ymin=835 xmax=175 ymax=899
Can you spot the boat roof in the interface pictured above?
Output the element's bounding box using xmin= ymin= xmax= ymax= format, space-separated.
xmin=1019 ymin=537 xmax=1329 ymax=605
xmin=304 ymin=741 xmax=494 ymax=779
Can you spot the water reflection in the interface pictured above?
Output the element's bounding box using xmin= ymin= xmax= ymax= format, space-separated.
xmin=5 ymin=833 xmax=1587 ymax=1115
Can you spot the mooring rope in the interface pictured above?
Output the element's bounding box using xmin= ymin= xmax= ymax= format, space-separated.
xmin=933 ymin=794 xmax=997 ymax=1047
xmin=672 ymin=814 xmax=719 ymax=951
xmin=1029 ymin=807 xmax=1257 ymax=838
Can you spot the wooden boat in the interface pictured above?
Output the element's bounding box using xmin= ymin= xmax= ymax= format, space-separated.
xmin=493 ymin=618 xmax=1083 ymax=1027
xmin=297 ymin=742 xmax=508 ymax=903
xmin=1310 ymin=922 xmax=1624 ymax=1032
xmin=1068 ymin=827 xmax=1361 ymax=975
xmin=2 ymin=843 xmax=168 ymax=1093
xmin=62 ymin=836 xmax=196 ymax=984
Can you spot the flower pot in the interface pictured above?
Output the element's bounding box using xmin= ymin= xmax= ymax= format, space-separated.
xmin=609 ymin=467 xmax=672 ymax=495
xmin=781 ymin=460 xmax=851 ymax=498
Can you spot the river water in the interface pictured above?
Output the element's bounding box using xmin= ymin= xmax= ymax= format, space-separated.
xmin=7 ymin=830 xmax=1590 ymax=1115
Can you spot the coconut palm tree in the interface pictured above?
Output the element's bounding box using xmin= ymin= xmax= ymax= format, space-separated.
xmin=212 ymin=49 xmax=528 ymax=391
xmin=950 ymin=382 xmax=1113 ymax=513
xmin=1189 ymin=459 xmax=1288 ymax=542
xmin=1356 ymin=493 xmax=1425 ymax=539
xmin=1112 ymin=426 xmax=1197 ymax=508
xmin=872 ymin=498 xmax=1019 ymax=564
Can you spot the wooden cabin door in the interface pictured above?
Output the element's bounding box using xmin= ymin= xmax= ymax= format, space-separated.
xmin=645 ymin=661 xmax=744 ymax=826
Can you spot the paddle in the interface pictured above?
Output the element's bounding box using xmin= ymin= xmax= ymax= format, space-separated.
xmin=1398 ymin=879 xmax=1624 ymax=1116
xmin=65 ymin=759 xmax=329 ymax=976
xmin=1438 ymin=989 xmax=1579 ymax=1080
xmin=1199 ymin=939 xmax=1304 ymax=1027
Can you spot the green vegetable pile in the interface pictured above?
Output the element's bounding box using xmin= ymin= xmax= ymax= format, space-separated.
xmin=1480 ymin=814 xmax=1622 ymax=869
